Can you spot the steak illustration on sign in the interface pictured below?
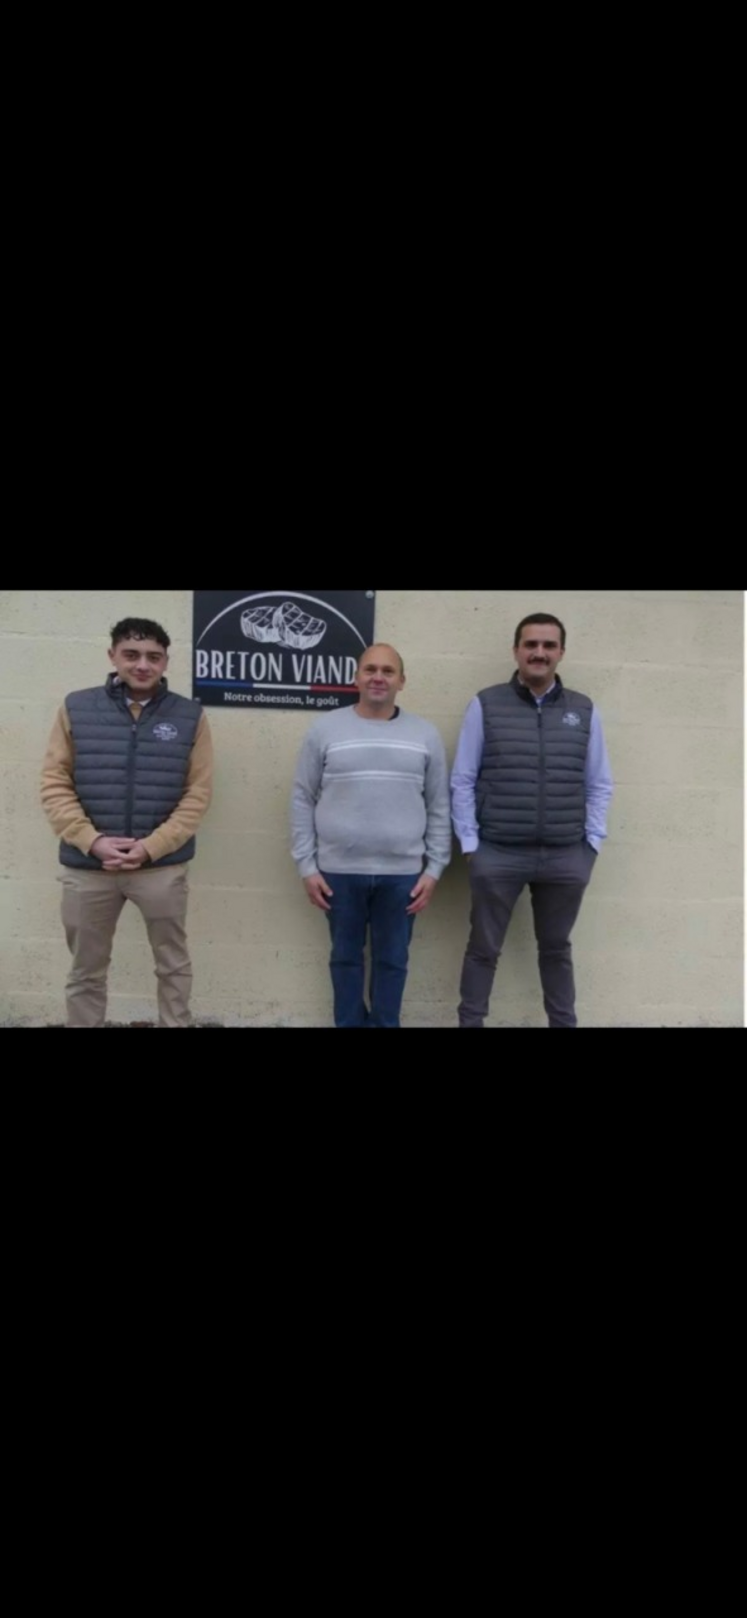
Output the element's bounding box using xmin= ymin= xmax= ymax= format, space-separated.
xmin=240 ymin=605 xmax=278 ymax=643
xmin=241 ymin=601 xmax=328 ymax=651
xmin=273 ymin=602 xmax=327 ymax=649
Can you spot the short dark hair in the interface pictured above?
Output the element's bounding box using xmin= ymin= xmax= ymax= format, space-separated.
xmin=514 ymin=614 xmax=566 ymax=651
xmin=110 ymin=618 xmax=171 ymax=651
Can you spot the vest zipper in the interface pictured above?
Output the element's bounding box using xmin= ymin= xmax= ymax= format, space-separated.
xmin=537 ymin=705 xmax=545 ymax=840
xmin=126 ymin=714 xmax=139 ymax=836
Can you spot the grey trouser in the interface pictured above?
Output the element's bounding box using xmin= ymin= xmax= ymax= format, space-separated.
xmin=60 ymin=865 xmax=192 ymax=1027
xmin=458 ymin=839 xmax=597 ymax=1027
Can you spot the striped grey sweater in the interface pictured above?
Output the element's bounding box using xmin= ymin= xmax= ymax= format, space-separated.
xmin=291 ymin=706 xmax=452 ymax=878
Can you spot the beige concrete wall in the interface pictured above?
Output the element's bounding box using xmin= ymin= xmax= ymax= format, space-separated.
xmin=0 ymin=589 xmax=743 ymax=1026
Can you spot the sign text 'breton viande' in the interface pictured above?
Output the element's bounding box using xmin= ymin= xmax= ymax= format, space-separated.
xmin=192 ymin=591 xmax=376 ymax=711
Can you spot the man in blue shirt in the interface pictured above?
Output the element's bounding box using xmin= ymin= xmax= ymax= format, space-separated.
xmin=451 ymin=614 xmax=613 ymax=1027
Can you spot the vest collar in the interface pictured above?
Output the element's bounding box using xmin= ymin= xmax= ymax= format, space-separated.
xmin=106 ymin=672 xmax=169 ymax=708
xmin=512 ymin=670 xmax=564 ymax=706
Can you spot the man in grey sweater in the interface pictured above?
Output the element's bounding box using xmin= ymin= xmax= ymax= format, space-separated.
xmin=291 ymin=644 xmax=451 ymax=1026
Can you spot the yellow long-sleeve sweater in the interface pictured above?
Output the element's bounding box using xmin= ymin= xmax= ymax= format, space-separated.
xmin=41 ymin=694 xmax=213 ymax=864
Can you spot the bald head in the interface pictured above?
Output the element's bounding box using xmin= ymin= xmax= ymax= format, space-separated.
xmin=358 ymin=643 xmax=405 ymax=678
xmin=354 ymin=644 xmax=406 ymax=718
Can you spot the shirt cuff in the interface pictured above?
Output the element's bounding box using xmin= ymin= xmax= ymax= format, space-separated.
xmin=298 ymin=860 xmax=320 ymax=880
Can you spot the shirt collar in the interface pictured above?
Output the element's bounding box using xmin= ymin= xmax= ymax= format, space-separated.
xmin=517 ymin=676 xmax=557 ymax=705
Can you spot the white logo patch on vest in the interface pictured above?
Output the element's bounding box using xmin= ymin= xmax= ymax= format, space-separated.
xmin=153 ymin=722 xmax=178 ymax=741
xmin=563 ymin=711 xmax=581 ymax=727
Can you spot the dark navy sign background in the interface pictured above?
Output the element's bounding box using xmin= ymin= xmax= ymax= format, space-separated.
xmin=193 ymin=591 xmax=376 ymax=710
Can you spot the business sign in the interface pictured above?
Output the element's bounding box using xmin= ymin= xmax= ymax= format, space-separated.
xmin=193 ymin=590 xmax=377 ymax=710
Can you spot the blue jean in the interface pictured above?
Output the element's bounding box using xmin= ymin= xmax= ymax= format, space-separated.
xmin=320 ymin=872 xmax=420 ymax=1027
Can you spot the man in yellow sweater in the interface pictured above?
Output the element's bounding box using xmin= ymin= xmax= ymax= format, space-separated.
xmin=41 ymin=617 xmax=213 ymax=1027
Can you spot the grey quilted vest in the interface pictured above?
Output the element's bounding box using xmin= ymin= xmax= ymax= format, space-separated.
xmin=60 ymin=676 xmax=202 ymax=870
xmin=477 ymin=673 xmax=592 ymax=846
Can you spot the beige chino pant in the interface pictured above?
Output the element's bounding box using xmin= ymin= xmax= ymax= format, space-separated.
xmin=60 ymin=865 xmax=192 ymax=1027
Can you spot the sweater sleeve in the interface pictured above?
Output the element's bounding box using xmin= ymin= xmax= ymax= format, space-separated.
xmin=423 ymin=725 xmax=453 ymax=880
xmin=290 ymin=726 xmax=324 ymax=878
xmin=141 ymin=710 xmax=214 ymax=862
xmin=40 ymin=704 xmax=101 ymax=855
